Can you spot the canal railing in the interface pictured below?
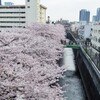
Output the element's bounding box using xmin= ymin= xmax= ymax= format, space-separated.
xmin=66 ymin=32 xmax=100 ymax=100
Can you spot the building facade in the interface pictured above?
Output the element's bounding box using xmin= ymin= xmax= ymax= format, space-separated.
xmin=92 ymin=7 xmax=100 ymax=22
xmin=92 ymin=15 xmax=97 ymax=22
xmin=70 ymin=22 xmax=80 ymax=32
xmin=79 ymin=9 xmax=90 ymax=23
xmin=40 ymin=4 xmax=47 ymax=23
xmin=0 ymin=0 xmax=47 ymax=30
xmin=0 ymin=0 xmax=1 ymax=5
xmin=91 ymin=23 xmax=100 ymax=50
xmin=96 ymin=8 xmax=100 ymax=22
xmin=25 ymin=0 xmax=40 ymax=25
xmin=78 ymin=24 xmax=91 ymax=39
xmin=0 ymin=5 xmax=26 ymax=29
xmin=4 ymin=2 xmax=14 ymax=6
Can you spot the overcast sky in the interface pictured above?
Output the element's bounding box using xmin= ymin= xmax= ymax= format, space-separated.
xmin=2 ymin=0 xmax=100 ymax=22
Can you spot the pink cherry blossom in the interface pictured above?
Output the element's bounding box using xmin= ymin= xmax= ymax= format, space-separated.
xmin=0 ymin=23 xmax=67 ymax=100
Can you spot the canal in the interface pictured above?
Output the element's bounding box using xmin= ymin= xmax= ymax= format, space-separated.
xmin=59 ymin=48 xmax=87 ymax=100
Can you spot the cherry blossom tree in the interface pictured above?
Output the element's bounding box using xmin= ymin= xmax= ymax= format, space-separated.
xmin=0 ymin=23 xmax=67 ymax=100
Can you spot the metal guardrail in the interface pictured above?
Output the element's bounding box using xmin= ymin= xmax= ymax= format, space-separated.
xmin=80 ymin=44 xmax=100 ymax=76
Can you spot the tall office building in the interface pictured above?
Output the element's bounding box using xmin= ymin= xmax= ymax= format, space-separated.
xmin=92 ymin=15 xmax=97 ymax=22
xmin=92 ymin=7 xmax=100 ymax=22
xmin=4 ymin=2 xmax=14 ymax=6
xmin=96 ymin=8 xmax=100 ymax=21
xmin=79 ymin=9 xmax=90 ymax=23
xmin=0 ymin=0 xmax=1 ymax=5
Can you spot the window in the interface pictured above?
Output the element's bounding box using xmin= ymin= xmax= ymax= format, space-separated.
xmin=96 ymin=37 xmax=97 ymax=41
xmin=28 ymin=6 xmax=30 ymax=8
xmin=91 ymin=28 xmax=93 ymax=31
xmin=98 ymin=38 xmax=100 ymax=43
xmin=0 ymin=21 xmax=25 ymax=23
xmin=98 ymin=30 xmax=100 ymax=34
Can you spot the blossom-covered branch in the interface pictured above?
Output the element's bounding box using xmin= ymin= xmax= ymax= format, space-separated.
xmin=0 ymin=23 xmax=66 ymax=100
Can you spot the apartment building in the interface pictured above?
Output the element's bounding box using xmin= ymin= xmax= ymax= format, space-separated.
xmin=78 ymin=24 xmax=91 ymax=39
xmin=71 ymin=22 xmax=80 ymax=32
xmin=40 ymin=4 xmax=47 ymax=23
xmin=91 ymin=23 xmax=100 ymax=50
xmin=0 ymin=5 xmax=26 ymax=29
xmin=0 ymin=0 xmax=47 ymax=30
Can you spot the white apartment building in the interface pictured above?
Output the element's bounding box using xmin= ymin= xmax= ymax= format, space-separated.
xmin=0 ymin=0 xmax=47 ymax=30
xmin=0 ymin=5 xmax=26 ymax=29
xmin=78 ymin=24 xmax=91 ymax=39
xmin=71 ymin=22 xmax=80 ymax=32
xmin=91 ymin=23 xmax=100 ymax=50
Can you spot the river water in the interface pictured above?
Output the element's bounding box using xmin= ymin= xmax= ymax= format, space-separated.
xmin=60 ymin=48 xmax=87 ymax=100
